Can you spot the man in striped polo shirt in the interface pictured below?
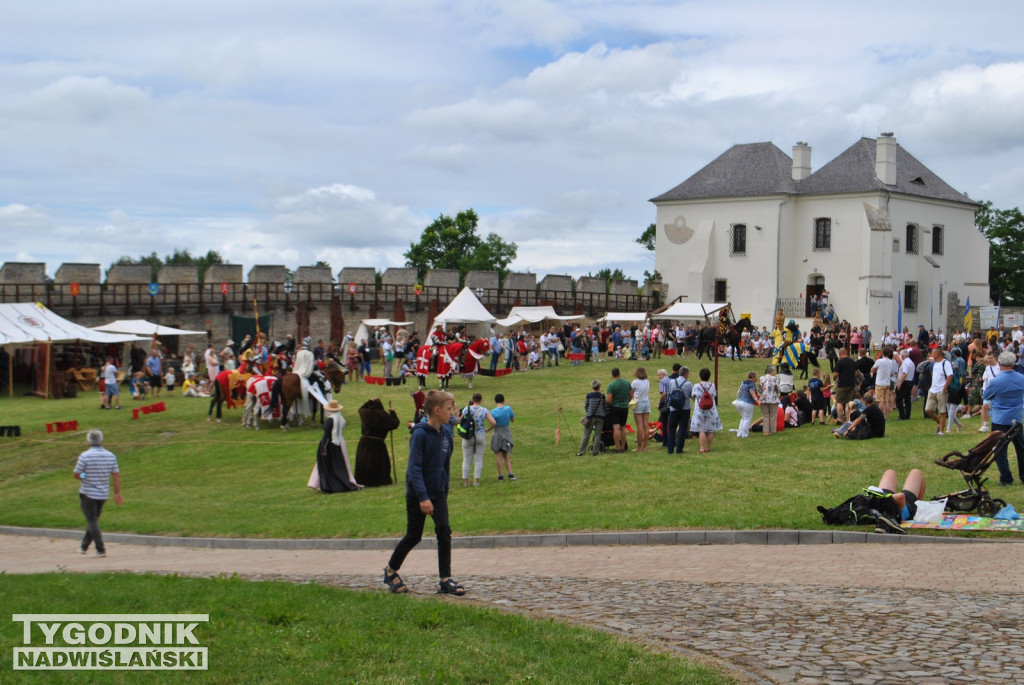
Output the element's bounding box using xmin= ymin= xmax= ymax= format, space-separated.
xmin=73 ymin=429 xmax=123 ymax=557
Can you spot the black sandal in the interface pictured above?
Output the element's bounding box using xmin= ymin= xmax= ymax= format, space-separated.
xmin=437 ymin=578 xmax=465 ymax=596
xmin=383 ymin=567 xmax=409 ymax=594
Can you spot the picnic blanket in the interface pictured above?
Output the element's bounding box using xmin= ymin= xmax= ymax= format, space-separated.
xmin=901 ymin=514 xmax=1024 ymax=532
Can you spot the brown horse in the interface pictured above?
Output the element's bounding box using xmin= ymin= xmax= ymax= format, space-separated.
xmin=322 ymin=364 xmax=346 ymax=392
xmin=270 ymin=372 xmax=325 ymax=430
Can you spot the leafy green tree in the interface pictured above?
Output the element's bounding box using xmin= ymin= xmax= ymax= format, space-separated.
xmin=110 ymin=249 xmax=223 ymax=282
xmin=977 ymin=201 xmax=1024 ymax=305
xmin=587 ymin=268 xmax=630 ymax=294
xmin=165 ymin=248 xmax=224 ymax=282
xmin=590 ymin=267 xmax=628 ymax=281
xmin=404 ymin=209 xmax=517 ymax=283
xmin=636 ymin=222 xmax=661 ymax=283
xmin=109 ymin=252 xmax=163 ymax=281
xmin=636 ymin=223 xmax=656 ymax=252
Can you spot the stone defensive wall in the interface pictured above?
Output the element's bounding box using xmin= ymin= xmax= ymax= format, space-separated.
xmin=0 ymin=262 xmax=662 ymax=345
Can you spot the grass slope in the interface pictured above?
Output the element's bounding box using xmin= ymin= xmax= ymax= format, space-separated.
xmin=0 ymin=573 xmax=733 ymax=684
xmin=0 ymin=358 xmax=1008 ymax=538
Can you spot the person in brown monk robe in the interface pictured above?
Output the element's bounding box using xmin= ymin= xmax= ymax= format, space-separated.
xmin=355 ymin=397 xmax=401 ymax=486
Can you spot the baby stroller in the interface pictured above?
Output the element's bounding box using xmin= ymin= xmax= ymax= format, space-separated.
xmin=932 ymin=422 xmax=1019 ymax=517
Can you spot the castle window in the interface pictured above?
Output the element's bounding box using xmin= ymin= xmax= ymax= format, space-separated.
xmin=714 ymin=279 xmax=727 ymax=303
xmin=932 ymin=225 xmax=944 ymax=255
xmin=904 ymin=281 xmax=918 ymax=312
xmin=813 ymin=218 xmax=831 ymax=251
xmin=730 ymin=224 xmax=746 ymax=255
xmin=906 ymin=224 xmax=919 ymax=254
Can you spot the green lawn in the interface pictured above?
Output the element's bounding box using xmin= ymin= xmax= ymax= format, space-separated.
xmin=0 ymin=357 xmax=1009 ymax=538
xmin=0 ymin=573 xmax=733 ymax=684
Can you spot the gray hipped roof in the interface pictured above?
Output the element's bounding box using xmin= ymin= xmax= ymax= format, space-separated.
xmin=651 ymin=142 xmax=796 ymax=202
xmin=651 ymin=137 xmax=976 ymax=206
xmin=796 ymin=137 xmax=975 ymax=204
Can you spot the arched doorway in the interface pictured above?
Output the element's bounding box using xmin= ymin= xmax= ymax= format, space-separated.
xmin=805 ymin=274 xmax=825 ymax=317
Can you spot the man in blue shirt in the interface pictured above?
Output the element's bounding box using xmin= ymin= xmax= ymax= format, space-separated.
xmin=982 ymin=351 xmax=1024 ymax=486
xmin=145 ymin=353 xmax=162 ymax=398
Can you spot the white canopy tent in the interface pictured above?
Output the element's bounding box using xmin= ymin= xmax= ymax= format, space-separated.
xmin=0 ymin=303 xmax=145 ymax=346
xmin=432 ymin=287 xmax=497 ymax=340
xmin=495 ymin=305 xmax=584 ymax=328
xmin=352 ymin=318 xmax=414 ymax=346
xmin=597 ymin=312 xmax=649 ymax=324
xmin=92 ymin=319 xmax=207 ymax=336
xmin=655 ymin=302 xmax=729 ymax=321
xmin=433 ymin=287 xmax=497 ymax=326
xmin=0 ymin=302 xmax=146 ymax=398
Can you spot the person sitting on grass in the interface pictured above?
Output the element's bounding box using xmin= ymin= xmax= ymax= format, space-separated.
xmin=833 ymin=392 xmax=885 ymax=439
xmin=181 ymin=373 xmax=199 ymax=397
xmin=782 ymin=395 xmax=800 ymax=427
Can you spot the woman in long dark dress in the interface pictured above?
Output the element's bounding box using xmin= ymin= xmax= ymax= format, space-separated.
xmin=310 ymin=400 xmax=362 ymax=492
xmin=354 ymin=397 xmax=401 ymax=486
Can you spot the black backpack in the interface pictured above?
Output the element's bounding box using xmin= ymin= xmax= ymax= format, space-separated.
xmin=817 ymin=487 xmax=900 ymax=525
xmin=456 ymin=404 xmax=475 ymax=439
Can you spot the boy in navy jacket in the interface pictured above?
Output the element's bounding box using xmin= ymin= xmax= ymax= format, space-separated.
xmin=384 ymin=390 xmax=466 ymax=596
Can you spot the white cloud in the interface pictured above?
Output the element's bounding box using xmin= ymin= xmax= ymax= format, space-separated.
xmin=904 ymin=62 xmax=1024 ymax=152
xmin=2 ymin=1 xmax=1024 ymax=286
xmin=20 ymin=76 xmax=150 ymax=123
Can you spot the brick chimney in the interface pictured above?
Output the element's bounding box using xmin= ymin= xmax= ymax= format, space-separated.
xmin=792 ymin=142 xmax=811 ymax=181
xmin=875 ymin=132 xmax=897 ymax=186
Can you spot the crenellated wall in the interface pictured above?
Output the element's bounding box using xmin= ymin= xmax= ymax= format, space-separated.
xmin=0 ymin=262 xmax=660 ymax=345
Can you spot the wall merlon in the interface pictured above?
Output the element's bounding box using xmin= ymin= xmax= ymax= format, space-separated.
xmin=381 ymin=268 xmax=418 ymax=286
xmin=0 ymin=262 xmax=47 ymax=284
xmin=247 ymin=265 xmax=287 ymax=284
xmin=157 ymin=264 xmax=200 ymax=284
xmin=464 ymin=271 xmax=499 ymax=290
xmin=424 ymin=269 xmax=459 ymax=288
xmin=106 ymin=264 xmax=152 ymax=284
xmin=54 ymin=264 xmax=101 ymax=284
xmin=338 ymin=267 xmax=376 ymax=285
xmin=293 ymin=266 xmax=333 ymax=284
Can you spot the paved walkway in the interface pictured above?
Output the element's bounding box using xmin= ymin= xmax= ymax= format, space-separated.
xmin=5 ymin=532 xmax=1024 ymax=684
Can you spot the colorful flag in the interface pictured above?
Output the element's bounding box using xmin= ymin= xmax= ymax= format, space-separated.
xmin=963 ymin=296 xmax=972 ymax=332
xmin=897 ymin=291 xmax=902 ymax=333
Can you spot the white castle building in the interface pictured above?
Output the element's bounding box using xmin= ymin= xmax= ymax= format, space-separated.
xmin=651 ymin=134 xmax=990 ymax=333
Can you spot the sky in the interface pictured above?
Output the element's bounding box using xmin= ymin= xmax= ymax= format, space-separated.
xmin=2 ymin=1 xmax=1023 ymax=283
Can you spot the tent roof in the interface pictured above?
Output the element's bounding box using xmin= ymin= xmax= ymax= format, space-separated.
xmin=0 ymin=303 xmax=146 ymax=346
xmin=92 ymin=319 xmax=207 ymax=336
xmin=655 ymin=302 xmax=728 ymax=320
xmin=359 ymin=319 xmax=413 ymax=327
xmin=433 ymin=287 xmax=496 ymax=325
xmin=597 ymin=312 xmax=649 ymax=323
xmin=495 ymin=306 xmax=583 ymax=327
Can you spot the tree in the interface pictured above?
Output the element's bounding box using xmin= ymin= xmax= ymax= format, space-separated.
xmin=403 ymin=209 xmax=517 ymax=283
xmin=110 ymin=248 xmax=223 ymax=282
xmin=587 ymin=267 xmax=629 ymax=294
xmin=109 ymin=252 xmax=163 ymax=281
xmin=590 ymin=267 xmax=628 ymax=281
xmin=636 ymin=223 xmax=656 ymax=252
xmin=165 ymin=249 xmax=224 ymax=283
xmin=977 ymin=201 xmax=1024 ymax=305
xmin=636 ymin=223 xmax=661 ymax=283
